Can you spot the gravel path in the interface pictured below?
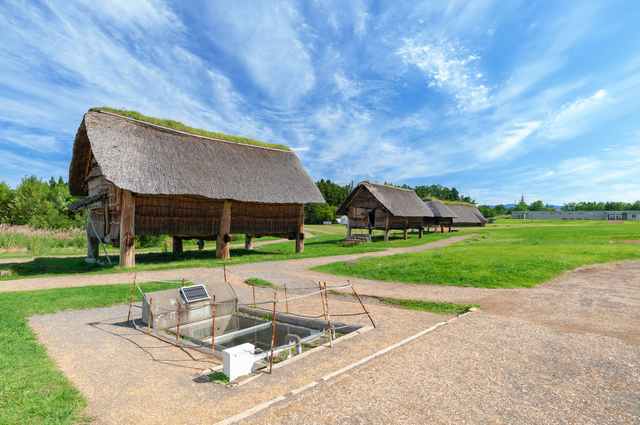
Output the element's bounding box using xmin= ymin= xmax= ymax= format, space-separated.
xmin=240 ymin=260 xmax=640 ymax=424
xmin=29 ymin=289 xmax=454 ymax=424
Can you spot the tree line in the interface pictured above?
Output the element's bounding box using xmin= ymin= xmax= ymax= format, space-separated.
xmin=0 ymin=176 xmax=82 ymax=229
xmin=478 ymin=199 xmax=640 ymax=218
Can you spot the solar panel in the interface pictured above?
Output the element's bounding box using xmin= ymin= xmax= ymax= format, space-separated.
xmin=180 ymin=285 xmax=211 ymax=303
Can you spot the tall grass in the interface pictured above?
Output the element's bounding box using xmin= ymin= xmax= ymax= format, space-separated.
xmin=0 ymin=225 xmax=86 ymax=255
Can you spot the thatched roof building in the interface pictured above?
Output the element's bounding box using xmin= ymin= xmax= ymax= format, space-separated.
xmin=443 ymin=203 xmax=487 ymax=227
xmin=68 ymin=109 xmax=324 ymax=266
xmin=336 ymin=181 xmax=433 ymax=241
xmin=423 ymin=199 xmax=458 ymax=233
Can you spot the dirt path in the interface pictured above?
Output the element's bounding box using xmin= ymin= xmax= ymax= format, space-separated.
xmin=239 ymin=260 xmax=640 ymax=424
xmin=0 ymin=234 xmax=479 ymax=296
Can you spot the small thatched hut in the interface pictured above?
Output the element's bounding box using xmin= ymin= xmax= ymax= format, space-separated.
xmin=444 ymin=203 xmax=487 ymax=227
xmin=423 ymin=199 xmax=458 ymax=233
xmin=68 ymin=109 xmax=324 ymax=266
xmin=335 ymin=181 xmax=434 ymax=241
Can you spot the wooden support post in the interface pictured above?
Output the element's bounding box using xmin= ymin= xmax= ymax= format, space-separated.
xmin=419 ymin=228 xmax=424 ymax=239
xmin=127 ymin=273 xmax=137 ymax=324
xmin=245 ymin=234 xmax=253 ymax=250
xmin=216 ymin=200 xmax=231 ymax=259
xmin=148 ymin=297 xmax=152 ymax=333
xmin=89 ymin=239 xmax=99 ymax=259
xmin=318 ymin=282 xmax=327 ymax=320
xmin=270 ymin=291 xmax=277 ymax=374
xmin=223 ymin=265 xmax=227 ymax=282
xmin=346 ymin=224 xmax=351 ymax=239
xmin=449 ymin=224 xmax=452 ymax=233
xmin=211 ymin=295 xmax=216 ymax=357
xmin=295 ymin=204 xmax=305 ymax=254
xmin=172 ymin=237 xmax=183 ymax=254
xmin=176 ymin=304 xmax=181 ymax=346
xmin=403 ymin=228 xmax=408 ymax=240
xmin=324 ymin=282 xmax=333 ymax=346
xmin=350 ymin=281 xmax=376 ymax=328
xmin=384 ymin=213 xmax=390 ymax=242
xmin=441 ymin=224 xmax=444 ymax=233
xmin=284 ymin=284 xmax=289 ymax=314
xmin=119 ymin=190 xmax=136 ymax=267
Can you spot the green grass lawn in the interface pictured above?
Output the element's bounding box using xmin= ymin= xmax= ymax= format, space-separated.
xmin=381 ymin=298 xmax=481 ymax=315
xmin=0 ymin=231 xmax=460 ymax=281
xmin=312 ymin=223 xmax=640 ymax=288
xmin=0 ymin=280 xmax=179 ymax=425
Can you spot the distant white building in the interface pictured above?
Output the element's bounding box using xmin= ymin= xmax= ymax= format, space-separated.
xmin=511 ymin=211 xmax=640 ymax=220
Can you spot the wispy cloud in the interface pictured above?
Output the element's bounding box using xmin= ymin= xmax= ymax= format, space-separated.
xmin=538 ymin=90 xmax=609 ymax=140
xmin=397 ymin=39 xmax=490 ymax=111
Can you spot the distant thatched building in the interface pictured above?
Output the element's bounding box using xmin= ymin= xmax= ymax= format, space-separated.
xmin=444 ymin=203 xmax=487 ymax=227
xmin=336 ymin=181 xmax=433 ymax=241
xmin=423 ymin=199 xmax=458 ymax=233
xmin=68 ymin=109 xmax=324 ymax=267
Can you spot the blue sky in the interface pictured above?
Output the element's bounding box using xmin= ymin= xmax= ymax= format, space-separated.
xmin=1 ymin=0 xmax=640 ymax=205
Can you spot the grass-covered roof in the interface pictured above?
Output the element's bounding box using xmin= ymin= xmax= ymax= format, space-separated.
xmin=92 ymin=107 xmax=290 ymax=151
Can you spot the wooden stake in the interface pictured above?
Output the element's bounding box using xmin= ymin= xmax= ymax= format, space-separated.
xmin=284 ymin=284 xmax=289 ymax=314
xmin=223 ymin=265 xmax=227 ymax=282
xmin=127 ymin=273 xmax=137 ymax=324
xmin=270 ymin=291 xmax=277 ymax=374
xmin=211 ymin=295 xmax=216 ymax=358
xmin=349 ymin=280 xmax=376 ymax=329
xmin=176 ymin=303 xmax=181 ymax=346
xmin=181 ymin=278 xmax=185 ymax=287
xmin=318 ymin=282 xmax=327 ymax=320
xmin=147 ymin=297 xmax=152 ymax=334
xmin=252 ymin=279 xmax=256 ymax=306
xmin=324 ymin=282 xmax=333 ymax=347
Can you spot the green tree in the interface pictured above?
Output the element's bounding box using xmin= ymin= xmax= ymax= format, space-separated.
xmin=0 ymin=181 xmax=15 ymax=222
xmin=3 ymin=176 xmax=82 ymax=229
xmin=529 ymin=200 xmax=547 ymax=211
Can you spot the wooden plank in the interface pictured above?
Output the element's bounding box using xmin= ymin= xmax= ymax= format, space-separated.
xmin=119 ymin=190 xmax=136 ymax=267
xmin=216 ymin=200 xmax=231 ymax=259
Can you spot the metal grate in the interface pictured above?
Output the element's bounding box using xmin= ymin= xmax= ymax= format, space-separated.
xmin=180 ymin=285 xmax=211 ymax=303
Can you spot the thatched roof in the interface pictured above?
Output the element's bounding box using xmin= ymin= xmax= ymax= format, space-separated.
xmin=69 ymin=110 xmax=325 ymax=204
xmin=423 ymin=199 xmax=458 ymax=218
xmin=336 ymin=181 xmax=434 ymax=217
xmin=444 ymin=203 xmax=487 ymax=224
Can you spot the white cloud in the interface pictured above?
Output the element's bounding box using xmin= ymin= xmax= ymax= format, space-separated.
xmin=203 ymin=1 xmax=316 ymax=108
xmin=397 ymin=39 xmax=490 ymax=111
xmin=538 ymin=90 xmax=609 ymax=140
xmin=482 ymin=121 xmax=541 ymax=160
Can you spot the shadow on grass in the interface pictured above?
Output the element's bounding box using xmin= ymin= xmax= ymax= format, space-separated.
xmin=0 ymin=236 xmax=388 ymax=280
